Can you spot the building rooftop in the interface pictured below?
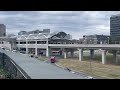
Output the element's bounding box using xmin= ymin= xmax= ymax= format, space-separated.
xmin=0 ymin=37 xmax=16 ymax=41
xmin=16 ymin=31 xmax=72 ymax=40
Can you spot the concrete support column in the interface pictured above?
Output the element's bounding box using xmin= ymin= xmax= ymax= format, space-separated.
xmin=46 ymin=39 xmax=48 ymax=45
xmin=46 ymin=46 xmax=50 ymax=57
xmin=13 ymin=41 xmax=16 ymax=50
xmin=90 ymin=49 xmax=94 ymax=59
xmin=102 ymin=50 xmax=107 ymax=64
xmin=10 ymin=41 xmax=13 ymax=51
xmin=60 ymin=48 xmax=63 ymax=56
xmin=12 ymin=41 xmax=16 ymax=50
xmin=26 ymin=39 xmax=28 ymax=54
xmin=46 ymin=39 xmax=50 ymax=57
xmin=60 ymin=48 xmax=64 ymax=58
xmin=18 ymin=40 xmax=20 ymax=51
xmin=63 ymin=49 xmax=68 ymax=59
xmin=64 ymin=51 xmax=67 ymax=59
xmin=78 ymin=48 xmax=83 ymax=61
xmin=35 ymin=48 xmax=38 ymax=56
xmin=71 ymin=51 xmax=74 ymax=57
xmin=26 ymin=48 xmax=28 ymax=54
xmin=18 ymin=40 xmax=20 ymax=44
xmin=35 ymin=40 xmax=38 ymax=56
xmin=9 ymin=41 xmax=12 ymax=51
xmin=113 ymin=50 xmax=118 ymax=63
xmin=62 ymin=51 xmax=64 ymax=57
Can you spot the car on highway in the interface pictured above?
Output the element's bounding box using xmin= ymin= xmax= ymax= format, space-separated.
xmin=28 ymin=54 xmax=34 ymax=57
xmin=50 ymin=56 xmax=55 ymax=63
xmin=12 ymin=50 xmax=17 ymax=52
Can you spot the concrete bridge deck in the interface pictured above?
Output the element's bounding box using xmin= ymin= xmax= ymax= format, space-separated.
xmin=16 ymin=44 xmax=120 ymax=65
xmin=17 ymin=44 xmax=120 ymax=49
xmin=48 ymin=44 xmax=120 ymax=49
xmin=0 ymin=49 xmax=87 ymax=79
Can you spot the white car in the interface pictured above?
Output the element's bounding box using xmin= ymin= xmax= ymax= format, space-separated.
xmin=12 ymin=50 xmax=17 ymax=52
xmin=6 ymin=49 xmax=10 ymax=51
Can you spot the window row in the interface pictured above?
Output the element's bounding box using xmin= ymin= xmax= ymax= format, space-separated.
xmin=16 ymin=41 xmax=47 ymax=44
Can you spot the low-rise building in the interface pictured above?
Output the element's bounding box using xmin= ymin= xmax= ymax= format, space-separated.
xmin=0 ymin=24 xmax=6 ymax=37
xmin=80 ymin=34 xmax=110 ymax=44
xmin=0 ymin=37 xmax=16 ymax=50
xmin=15 ymin=31 xmax=73 ymax=56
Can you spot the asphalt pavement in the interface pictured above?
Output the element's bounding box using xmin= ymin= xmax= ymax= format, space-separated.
xmin=43 ymin=56 xmax=95 ymax=79
xmin=1 ymin=50 xmax=89 ymax=79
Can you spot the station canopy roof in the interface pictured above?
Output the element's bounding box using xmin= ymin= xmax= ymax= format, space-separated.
xmin=16 ymin=31 xmax=71 ymax=40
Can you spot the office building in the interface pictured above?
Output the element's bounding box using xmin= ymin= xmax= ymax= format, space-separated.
xmin=81 ymin=35 xmax=109 ymax=44
xmin=0 ymin=24 xmax=6 ymax=37
xmin=42 ymin=29 xmax=50 ymax=33
xmin=16 ymin=31 xmax=73 ymax=56
xmin=110 ymin=14 xmax=120 ymax=43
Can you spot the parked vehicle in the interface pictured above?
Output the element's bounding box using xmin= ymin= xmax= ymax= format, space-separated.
xmin=29 ymin=54 xmax=34 ymax=57
xmin=19 ymin=51 xmax=26 ymax=54
xmin=34 ymin=55 xmax=38 ymax=58
xmin=12 ymin=50 xmax=17 ymax=52
xmin=50 ymin=56 xmax=55 ymax=63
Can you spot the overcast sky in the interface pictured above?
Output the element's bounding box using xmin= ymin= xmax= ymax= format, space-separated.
xmin=0 ymin=11 xmax=120 ymax=39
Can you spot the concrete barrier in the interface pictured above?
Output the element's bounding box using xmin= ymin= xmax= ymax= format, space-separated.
xmin=0 ymin=49 xmax=30 ymax=79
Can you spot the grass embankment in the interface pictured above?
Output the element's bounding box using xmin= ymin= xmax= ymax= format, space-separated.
xmin=0 ymin=65 xmax=6 ymax=79
xmin=37 ymin=57 xmax=48 ymax=61
xmin=57 ymin=55 xmax=120 ymax=79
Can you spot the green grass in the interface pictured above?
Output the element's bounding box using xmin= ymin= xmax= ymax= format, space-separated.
xmin=37 ymin=57 xmax=47 ymax=61
xmin=57 ymin=53 xmax=120 ymax=79
xmin=109 ymin=74 xmax=120 ymax=78
xmin=57 ymin=59 xmax=120 ymax=79
xmin=0 ymin=65 xmax=6 ymax=79
xmin=83 ymin=54 xmax=120 ymax=64
xmin=68 ymin=54 xmax=115 ymax=63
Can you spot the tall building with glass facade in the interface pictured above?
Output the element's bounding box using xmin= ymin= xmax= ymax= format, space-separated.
xmin=110 ymin=14 xmax=120 ymax=43
xmin=0 ymin=24 xmax=6 ymax=37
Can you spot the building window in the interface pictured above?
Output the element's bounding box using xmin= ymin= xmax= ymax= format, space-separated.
xmin=28 ymin=41 xmax=35 ymax=44
xmin=37 ymin=41 xmax=46 ymax=44
xmin=20 ymin=42 xmax=26 ymax=44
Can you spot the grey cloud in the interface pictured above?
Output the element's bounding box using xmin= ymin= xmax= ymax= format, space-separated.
xmin=0 ymin=11 xmax=119 ymax=39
